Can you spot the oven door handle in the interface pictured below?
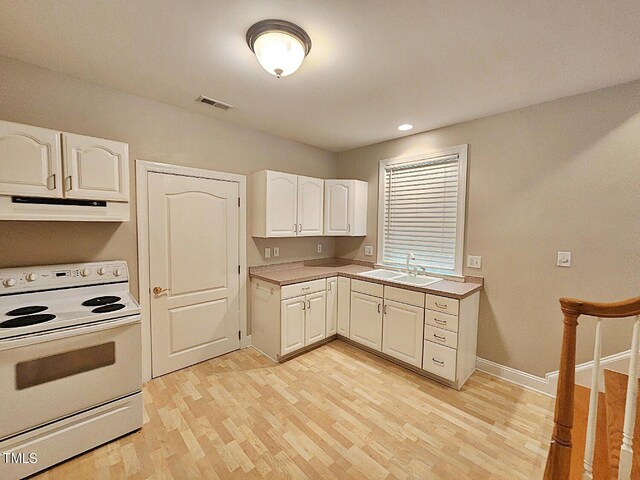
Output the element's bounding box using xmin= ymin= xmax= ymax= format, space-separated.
xmin=0 ymin=315 xmax=141 ymax=351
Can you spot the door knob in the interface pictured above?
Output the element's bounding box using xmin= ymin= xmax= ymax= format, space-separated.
xmin=153 ymin=286 xmax=168 ymax=295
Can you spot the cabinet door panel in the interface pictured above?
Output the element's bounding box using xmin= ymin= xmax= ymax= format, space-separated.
xmin=349 ymin=291 xmax=383 ymax=351
xmin=337 ymin=277 xmax=351 ymax=336
xmin=0 ymin=120 xmax=62 ymax=197
xmin=305 ymin=291 xmax=326 ymax=345
xmin=324 ymin=180 xmax=351 ymax=236
xmin=326 ymin=278 xmax=338 ymax=336
xmin=63 ymin=133 xmax=129 ymax=201
xmin=266 ymin=171 xmax=298 ymax=237
xmin=382 ymin=300 xmax=424 ymax=367
xmin=297 ymin=176 xmax=323 ymax=236
xmin=281 ymin=296 xmax=305 ymax=355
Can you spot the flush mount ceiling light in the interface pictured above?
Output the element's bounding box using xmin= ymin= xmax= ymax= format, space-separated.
xmin=246 ymin=19 xmax=312 ymax=78
xmin=397 ymin=124 xmax=414 ymax=131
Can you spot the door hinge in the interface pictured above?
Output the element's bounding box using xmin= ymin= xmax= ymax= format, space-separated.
xmin=238 ymin=330 xmax=241 ymax=340
xmin=238 ymin=197 xmax=240 ymax=207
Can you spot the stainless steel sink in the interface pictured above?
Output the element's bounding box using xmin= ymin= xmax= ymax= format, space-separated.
xmin=358 ymin=269 xmax=442 ymax=287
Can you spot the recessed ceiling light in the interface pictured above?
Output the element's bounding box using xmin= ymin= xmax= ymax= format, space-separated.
xmin=397 ymin=124 xmax=413 ymax=131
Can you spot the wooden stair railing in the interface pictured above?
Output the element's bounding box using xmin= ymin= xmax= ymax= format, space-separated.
xmin=543 ymin=296 xmax=640 ymax=480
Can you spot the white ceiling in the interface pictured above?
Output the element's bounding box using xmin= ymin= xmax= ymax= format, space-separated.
xmin=1 ymin=0 xmax=639 ymax=152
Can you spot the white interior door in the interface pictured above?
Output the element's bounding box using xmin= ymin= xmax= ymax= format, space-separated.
xmin=324 ymin=180 xmax=351 ymax=235
xmin=266 ymin=170 xmax=298 ymax=236
xmin=62 ymin=133 xmax=129 ymax=201
xmin=149 ymin=172 xmax=240 ymax=377
xmin=0 ymin=120 xmax=62 ymax=197
xmin=297 ymin=176 xmax=324 ymax=236
xmin=382 ymin=299 xmax=424 ymax=367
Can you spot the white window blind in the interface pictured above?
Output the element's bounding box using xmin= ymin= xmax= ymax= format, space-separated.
xmin=382 ymin=153 xmax=461 ymax=274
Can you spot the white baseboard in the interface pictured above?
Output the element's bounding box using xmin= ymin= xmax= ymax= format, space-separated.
xmin=240 ymin=334 xmax=252 ymax=349
xmin=476 ymin=349 xmax=634 ymax=398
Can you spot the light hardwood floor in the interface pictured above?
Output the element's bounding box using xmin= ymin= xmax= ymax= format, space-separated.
xmin=35 ymin=340 xmax=554 ymax=480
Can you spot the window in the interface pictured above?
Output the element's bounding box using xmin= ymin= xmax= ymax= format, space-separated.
xmin=378 ymin=145 xmax=468 ymax=277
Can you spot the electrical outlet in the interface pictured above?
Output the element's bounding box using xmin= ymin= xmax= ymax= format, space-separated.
xmin=557 ymin=251 xmax=571 ymax=267
xmin=467 ymin=255 xmax=482 ymax=269
xmin=317 ymin=244 xmax=322 ymax=253
xmin=264 ymin=247 xmax=271 ymax=259
xmin=364 ymin=246 xmax=373 ymax=256
xmin=273 ymin=246 xmax=280 ymax=258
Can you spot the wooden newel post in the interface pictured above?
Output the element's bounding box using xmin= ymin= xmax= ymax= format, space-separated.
xmin=543 ymin=309 xmax=579 ymax=480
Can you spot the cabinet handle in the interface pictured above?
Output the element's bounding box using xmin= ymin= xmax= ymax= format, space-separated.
xmin=435 ymin=302 xmax=448 ymax=309
xmin=307 ymin=300 xmax=311 ymax=310
xmin=432 ymin=358 xmax=445 ymax=366
xmin=327 ymin=283 xmax=331 ymax=291
xmin=433 ymin=333 xmax=446 ymax=341
xmin=65 ymin=176 xmax=72 ymax=191
xmin=299 ymin=223 xmax=302 ymax=232
xmin=48 ymin=174 xmax=56 ymax=190
xmin=348 ymin=223 xmax=351 ymax=232
xmin=377 ymin=303 xmax=381 ymax=313
xmin=302 ymin=301 xmax=306 ymax=311
xmin=294 ymin=224 xmax=297 ymax=233
xmin=435 ymin=318 xmax=447 ymax=326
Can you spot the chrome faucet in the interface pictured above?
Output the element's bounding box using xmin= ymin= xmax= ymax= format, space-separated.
xmin=405 ymin=253 xmax=416 ymax=276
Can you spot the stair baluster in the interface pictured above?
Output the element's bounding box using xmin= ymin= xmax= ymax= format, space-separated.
xmin=582 ymin=318 xmax=603 ymax=480
xmin=617 ymin=316 xmax=640 ymax=480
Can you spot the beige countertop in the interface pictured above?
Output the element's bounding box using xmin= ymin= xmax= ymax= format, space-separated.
xmin=249 ymin=259 xmax=482 ymax=299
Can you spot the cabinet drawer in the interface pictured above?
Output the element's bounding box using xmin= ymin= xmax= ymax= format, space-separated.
xmin=281 ymin=279 xmax=326 ymax=300
xmin=384 ymin=285 xmax=424 ymax=308
xmin=423 ymin=341 xmax=457 ymax=382
xmin=426 ymin=294 xmax=459 ymax=316
xmin=424 ymin=325 xmax=457 ymax=349
xmin=351 ymin=279 xmax=384 ymax=298
xmin=425 ymin=310 xmax=459 ymax=332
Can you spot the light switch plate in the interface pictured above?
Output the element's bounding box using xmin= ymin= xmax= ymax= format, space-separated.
xmin=317 ymin=244 xmax=322 ymax=253
xmin=557 ymin=251 xmax=571 ymax=267
xmin=364 ymin=246 xmax=373 ymax=256
xmin=264 ymin=247 xmax=271 ymax=259
xmin=467 ymin=255 xmax=482 ymax=269
xmin=273 ymin=247 xmax=280 ymax=258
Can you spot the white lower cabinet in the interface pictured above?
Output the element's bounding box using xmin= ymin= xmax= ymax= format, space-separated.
xmin=422 ymin=340 xmax=457 ymax=382
xmin=382 ymin=299 xmax=424 ymax=367
xmin=281 ymin=296 xmax=305 ymax=355
xmin=326 ymin=277 xmax=338 ymax=336
xmin=305 ymin=291 xmax=327 ymax=345
xmin=349 ymin=291 xmax=383 ymax=351
xmin=337 ymin=277 xmax=350 ymax=336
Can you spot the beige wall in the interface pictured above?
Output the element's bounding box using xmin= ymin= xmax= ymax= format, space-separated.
xmin=0 ymin=56 xmax=338 ymax=299
xmin=337 ymin=80 xmax=640 ymax=376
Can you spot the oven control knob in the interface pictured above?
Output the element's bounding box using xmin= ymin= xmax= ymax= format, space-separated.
xmin=3 ymin=278 xmax=16 ymax=287
xmin=81 ymin=268 xmax=91 ymax=277
xmin=26 ymin=273 xmax=38 ymax=282
xmin=97 ymin=267 xmax=107 ymax=275
xmin=114 ymin=269 xmax=123 ymax=277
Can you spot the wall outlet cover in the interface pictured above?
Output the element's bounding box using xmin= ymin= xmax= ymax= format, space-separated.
xmin=467 ymin=255 xmax=482 ymax=269
xmin=273 ymin=247 xmax=280 ymax=257
xmin=557 ymin=251 xmax=571 ymax=267
xmin=364 ymin=246 xmax=373 ymax=256
xmin=264 ymin=247 xmax=271 ymax=259
xmin=317 ymin=244 xmax=322 ymax=253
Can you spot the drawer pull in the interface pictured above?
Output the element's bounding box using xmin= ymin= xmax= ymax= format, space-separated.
xmin=432 ymin=358 xmax=445 ymax=366
xmin=433 ymin=333 xmax=446 ymax=341
xmin=435 ymin=318 xmax=447 ymax=325
xmin=435 ymin=302 xmax=448 ymax=309
xmin=301 ymin=287 xmax=310 ymax=290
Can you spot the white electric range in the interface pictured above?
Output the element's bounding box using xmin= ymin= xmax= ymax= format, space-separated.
xmin=0 ymin=261 xmax=142 ymax=480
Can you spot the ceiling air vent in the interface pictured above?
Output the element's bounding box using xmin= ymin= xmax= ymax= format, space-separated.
xmin=196 ymin=95 xmax=233 ymax=111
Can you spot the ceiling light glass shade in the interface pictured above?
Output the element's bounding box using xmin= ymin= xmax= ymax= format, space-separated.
xmin=247 ymin=20 xmax=312 ymax=78
xmin=253 ymin=32 xmax=305 ymax=77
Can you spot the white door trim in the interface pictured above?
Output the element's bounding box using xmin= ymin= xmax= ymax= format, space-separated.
xmin=136 ymin=160 xmax=247 ymax=382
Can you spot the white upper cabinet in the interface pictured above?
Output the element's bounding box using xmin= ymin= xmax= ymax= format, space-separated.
xmin=62 ymin=133 xmax=129 ymax=202
xmin=0 ymin=120 xmax=62 ymax=198
xmin=324 ymin=180 xmax=368 ymax=236
xmin=297 ymin=175 xmax=324 ymax=236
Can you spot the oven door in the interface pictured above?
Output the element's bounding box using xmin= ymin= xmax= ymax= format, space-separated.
xmin=0 ymin=315 xmax=141 ymax=439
